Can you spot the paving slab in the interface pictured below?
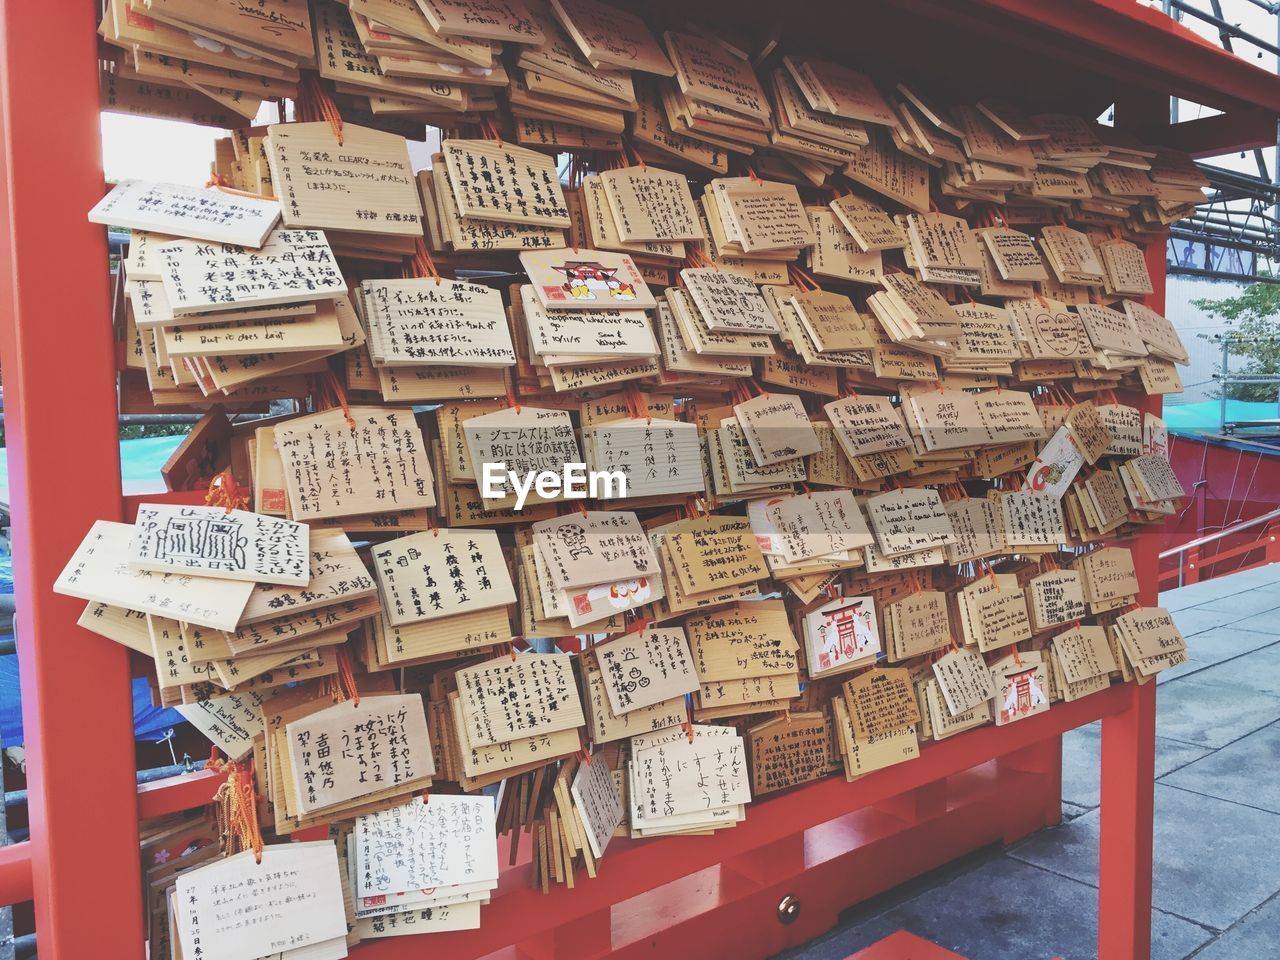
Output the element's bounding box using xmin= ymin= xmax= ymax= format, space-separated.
xmin=1159 ymin=723 xmax=1280 ymax=814
xmin=1185 ymin=590 xmax=1280 ymax=619
xmin=1010 ymin=784 xmax=1280 ymax=930
xmin=1061 ymin=724 xmax=1211 ymax=809
xmin=1154 ymin=675 xmax=1280 ymax=749
xmin=1189 ymin=892 xmax=1280 ymax=960
xmin=771 ymin=856 xmax=1210 ymax=960
xmin=1220 ymin=608 xmax=1280 ymax=636
xmin=1167 ymin=605 xmax=1257 ymax=638
xmin=1156 ymin=657 xmax=1212 ymax=684
xmin=1180 ymin=627 xmax=1280 ymax=667
xmin=1188 ymin=645 xmax=1280 ymax=698
xmin=1159 ymin=565 xmax=1280 ymax=612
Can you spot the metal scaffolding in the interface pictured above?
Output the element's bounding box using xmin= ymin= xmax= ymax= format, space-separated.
xmin=1162 ymin=0 xmax=1280 ymax=281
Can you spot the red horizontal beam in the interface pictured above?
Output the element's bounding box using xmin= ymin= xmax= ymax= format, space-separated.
xmin=136 ymin=769 xmax=222 ymax=820
xmin=981 ymin=0 xmax=1280 ymax=116
xmin=1154 ymin=108 xmax=1280 ymax=159
xmin=349 ymin=683 xmax=1131 ymax=959
xmin=0 ymin=842 xmax=32 ymax=906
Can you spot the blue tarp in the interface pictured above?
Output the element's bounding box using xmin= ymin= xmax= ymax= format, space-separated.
xmin=0 ymin=434 xmax=186 ymax=503
xmin=0 ymin=657 xmax=179 ymax=748
xmin=1165 ymin=399 xmax=1280 ymax=432
xmin=0 ymin=435 xmax=190 ymax=746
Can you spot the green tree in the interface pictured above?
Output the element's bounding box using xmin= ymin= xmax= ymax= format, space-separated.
xmin=1193 ymin=281 xmax=1280 ymax=402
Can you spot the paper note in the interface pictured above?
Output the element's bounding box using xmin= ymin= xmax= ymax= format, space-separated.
xmin=748 ymin=713 xmax=835 ymax=796
xmin=679 ymin=268 xmax=778 ymax=334
xmin=932 ymin=647 xmax=996 ymax=717
xmin=734 ymin=392 xmax=820 ymax=466
xmin=585 ymin=418 xmax=704 ymax=497
xmin=685 ymin=599 xmax=799 ymax=680
xmin=764 ymin=491 xmax=873 ymax=562
xmin=286 ymin=694 xmax=434 ymax=813
xmin=1028 ymin=570 xmax=1087 ymax=630
xmin=361 ymin=278 xmax=515 ymax=366
xmin=824 ymin=395 xmax=912 ymax=457
xmin=866 ymin=488 xmax=955 ymax=554
xmin=804 ymin=595 xmax=880 ymax=676
xmin=999 ymin=491 xmax=1067 ymax=547
xmin=274 ymin=406 xmax=436 ymax=519
xmin=532 ymin=511 xmax=657 ymax=589
xmin=842 ymin=667 xmax=920 ymax=739
xmin=463 ymin=406 xmax=582 ymax=502
xmin=55 ymin=521 xmax=253 ymax=632
xmin=599 ymin=165 xmax=704 ymax=242
xmin=175 ymin=691 xmax=268 ymax=761
xmin=371 ymin=529 xmax=515 ymax=625
xmin=130 ymin=504 xmax=309 ymax=586
xmin=1026 ymin=425 xmax=1085 ymax=499
xmin=88 ymin=180 xmax=280 ymax=247
xmin=594 ymin=626 xmax=699 ymax=714
xmin=1052 ymin=624 xmax=1117 ymax=686
xmin=354 ymin=794 xmax=499 ymax=897
xmin=268 ymin=121 xmax=423 ymax=236
xmin=571 ymin=752 xmax=626 ymax=858
xmin=666 ymin=515 xmax=768 ymax=596
xmin=632 ymin=728 xmax=751 ymax=816
xmin=175 ymin=843 xmax=348 ymax=960
xmin=455 ymin=653 xmax=585 ymax=746
xmin=443 ymin=139 xmax=570 ymax=227
xmin=520 ymin=248 xmax=657 ymax=310
xmin=155 ymin=230 xmax=345 ymax=316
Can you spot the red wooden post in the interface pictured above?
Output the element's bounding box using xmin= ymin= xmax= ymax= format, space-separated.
xmin=0 ymin=0 xmax=144 ymax=956
xmin=1095 ymin=223 xmax=1166 ymax=960
xmin=1099 ymin=681 xmax=1158 ymax=960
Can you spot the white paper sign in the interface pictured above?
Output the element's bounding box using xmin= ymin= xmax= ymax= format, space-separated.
xmin=175 ymin=843 xmax=348 ymax=960
xmin=131 ymin=504 xmax=310 ymax=586
xmin=354 ymin=795 xmax=499 ymax=898
xmin=89 ymin=179 xmax=281 ymax=247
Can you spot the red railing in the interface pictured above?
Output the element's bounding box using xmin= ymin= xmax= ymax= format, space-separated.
xmin=1158 ymin=506 xmax=1280 ymax=590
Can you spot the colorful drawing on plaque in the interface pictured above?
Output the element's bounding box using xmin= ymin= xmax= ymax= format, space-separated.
xmin=999 ymin=667 xmax=1048 ymax=723
xmin=551 ymin=261 xmax=637 ymax=301
xmin=813 ymin=597 xmax=877 ymax=673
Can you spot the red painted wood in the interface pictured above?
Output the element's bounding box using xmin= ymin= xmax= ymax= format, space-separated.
xmin=0 ymin=0 xmax=144 ymax=955
xmin=1094 ymin=230 xmax=1167 ymax=960
xmin=0 ymin=844 xmax=33 ymax=907
xmin=0 ymin=3 xmax=1260 ymax=958
xmin=846 ymin=931 xmax=967 ymax=959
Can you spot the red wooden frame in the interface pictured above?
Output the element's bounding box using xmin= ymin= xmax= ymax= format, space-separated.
xmin=0 ymin=2 xmax=1275 ymax=959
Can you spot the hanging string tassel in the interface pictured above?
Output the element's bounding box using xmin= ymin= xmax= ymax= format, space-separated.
xmin=205 ymin=470 xmax=249 ymax=514
xmin=334 ymin=646 xmax=361 ymax=706
xmin=206 ymin=753 xmax=265 ymax=863
xmin=311 ymin=368 xmax=357 ymax=430
xmin=298 ymin=73 xmax=344 ymax=145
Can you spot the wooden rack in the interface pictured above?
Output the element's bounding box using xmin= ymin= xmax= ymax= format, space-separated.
xmin=0 ymin=2 xmax=1278 ymax=958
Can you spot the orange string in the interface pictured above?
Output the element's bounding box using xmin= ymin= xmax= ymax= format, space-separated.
xmin=205 ymin=470 xmax=249 ymax=514
xmin=205 ymin=756 xmax=264 ymax=863
xmin=334 ymin=646 xmax=360 ymax=706
xmin=403 ymin=237 xmax=442 ymax=284
xmin=481 ymin=115 xmax=504 ymax=146
xmin=204 ymin=174 xmax=276 ymax=202
xmin=322 ymin=369 xmax=356 ymax=430
xmin=300 ymin=73 xmax=344 ymax=145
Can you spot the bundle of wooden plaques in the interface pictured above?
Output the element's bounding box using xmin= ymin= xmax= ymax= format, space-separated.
xmin=78 ymin=4 xmax=1203 ymax=955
